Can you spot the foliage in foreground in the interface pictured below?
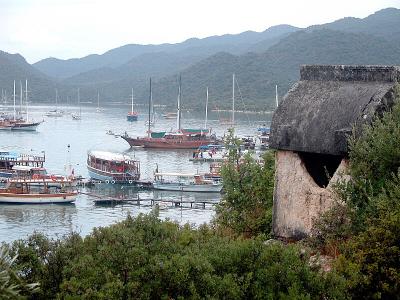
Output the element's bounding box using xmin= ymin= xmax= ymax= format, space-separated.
xmin=309 ymin=87 xmax=400 ymax=299
xmin=0 ymin=245 xmax=38 ymax=299
xmin=4 ymin=211 xmax=347 ymax=299
xmin=215 ymin=128 xmax=275 ymax=238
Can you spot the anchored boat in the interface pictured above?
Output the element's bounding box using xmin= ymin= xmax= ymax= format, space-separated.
xmin=127 ymin=88 xmax=138 ymax=121
xmin=0 ymin=178 xmax=77 ymax=204
xmin=0 ymin=151 xmax=45 ymax=179
xmin=87 ymin=150 xmax=140 ymax=184
xmin=153 ymin=172 xmax=222 ymax=193
xmin=120 ymin=77 xmax=215 ymax=149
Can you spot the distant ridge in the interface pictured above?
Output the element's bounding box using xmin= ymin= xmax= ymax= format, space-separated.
xmin=33 ymin=24 xmax=299 ymax=79
xmin=0 ymin=7 xmax=399 ymax=110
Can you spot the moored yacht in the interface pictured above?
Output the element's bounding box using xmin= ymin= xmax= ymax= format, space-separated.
xmin=120 ymin=77 xmax=215 ymax=149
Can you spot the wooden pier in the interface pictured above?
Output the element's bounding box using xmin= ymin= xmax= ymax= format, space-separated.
xmin=79 ymin=192 xmax=218 ymax=209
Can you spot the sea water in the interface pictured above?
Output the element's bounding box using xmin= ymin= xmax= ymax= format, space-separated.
xmin=0 ymin=105 xmax=272 ymax=243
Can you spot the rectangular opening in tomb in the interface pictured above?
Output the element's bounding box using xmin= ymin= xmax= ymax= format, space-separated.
xmin=297 ymin=152 xmax=342 ymax=188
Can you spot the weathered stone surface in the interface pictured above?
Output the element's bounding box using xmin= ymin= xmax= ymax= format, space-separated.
xmin=270 ymin=65 xmax=399 ymax=155
xmin=272 ymin=150 xmax=349 ymax=239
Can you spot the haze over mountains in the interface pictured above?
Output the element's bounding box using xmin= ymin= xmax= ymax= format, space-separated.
xmin=1 ymin=7 xmax=400 ymax=110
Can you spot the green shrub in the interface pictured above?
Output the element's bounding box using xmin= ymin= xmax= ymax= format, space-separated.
xmin=215 ymin=128 xmax=275 ymax=238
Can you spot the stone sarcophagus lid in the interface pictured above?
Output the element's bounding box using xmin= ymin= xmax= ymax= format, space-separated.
xmin=270 ymin=65 xmax=400 ymax=240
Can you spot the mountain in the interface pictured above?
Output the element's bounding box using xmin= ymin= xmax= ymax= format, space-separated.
xmin=309 ymin=8 xmax=400 ymax=42
xmin=33 ymin=25 xmax=299 ymax=79
xmin=68 ymin=28 xmax=400 ymax=111
xmin=150 ymin=29 xmax=400 ymax=111
xmin=0 ymin=51 xmax=58 ymax=103
xmin=2 ymin=7 xmax=400 ymax=110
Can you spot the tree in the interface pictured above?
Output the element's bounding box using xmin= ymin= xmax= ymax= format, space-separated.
xmin=215 ymin=128 xmax=275 ymax=237
xmin=0 ymin=245 xmax=39 ymax=299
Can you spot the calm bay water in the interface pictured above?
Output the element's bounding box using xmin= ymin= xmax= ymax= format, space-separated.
xmin=0 ymin=105 xmax=271 ymax=243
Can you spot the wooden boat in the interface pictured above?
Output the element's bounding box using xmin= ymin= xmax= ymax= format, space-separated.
xmin=0 ymin=179 xmax=77 ymax=204
xmin=127 ymin=88 xmax=138 ymax=121
xmin=2 ymin=80 xmax=43 ymax=131
xmin=10 ymin=120 xmax=42 ymax=131
xmin=87 ymin=151 xmax=140 ymax=184
xmin=8 ymin=166 xmax=77 ymax=187
xmin=204 ymin=163 xmax=222 ymax=182
xmin=153 ymin=172 xmax=222 ymax=193
xmin=0 ymin=151 xmax=45 ymax=179
xmin=121 ymin=77 xmax=215 ymax=149
xmin=121 ymin=130 xmax=214 ymax=149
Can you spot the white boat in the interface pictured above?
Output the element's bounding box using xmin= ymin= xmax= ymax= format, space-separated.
xmin=153 ymin=172 xmax=222 ymax=193
xmin=45 ymin=110 xmax=63 ymax=117
xmin=8 ymin=165 xmax=77 ymax=187
xmin=72 ymin=88 xmax=82 ymax=120
xmin=45 ymin=89 xmax=64 ymax=117
xmin=6 ymin=80 xmax=43 ymax=131
xmin=96 ymin=92 xmax=103 ymax=112
xmin=87 ymin=150 xmax=140 ymax=184
xmin=0 ymin=179 xmax=77 ymax=204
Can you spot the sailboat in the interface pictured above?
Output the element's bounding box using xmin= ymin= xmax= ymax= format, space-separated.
xmin=45 ymin=89 xmax=64 ymax=117
xmin=10 ymin=80 xmax=43 ymax=131
xmin=72 ymin=88 xmax=82 ymax=120
xmin=120 ymin=76 xmax=214 ymax=149
xmin=220 ymin=73 xmax=236 ymax=126
xmin=96 ymin=92 xmax=103 ymax=112
xmin=127 ymin=88 xmax=138 ymax=121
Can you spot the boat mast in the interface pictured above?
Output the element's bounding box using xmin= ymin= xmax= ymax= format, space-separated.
xmin=25 ymin=79 xmax=28 ymax=122
xmin=13 ymin=80 xmax=16 ymax=121
xmin=177 ymin=75 xmax=181 ymax=131
xmin=204 ymin=87 xmax=209 ymax=129
xmin=78 ymin=88 xmax=81 ymax=116
xmin=55 ymin=88 xmax=58 ymax=111
xmin=148 ymin=78 xmax=152 ymax=137
xmin=232 ymin=73 xmax=235 ymax=126
xmin=275 ymin=84 xmax=279 ymax=108
xmin=20 ymin=81 xmax=23 ymax=116
xmin=131 ymin=88 xmax=134 ymax=113
xmin=97 ymin=91 xmax=100 ymax=110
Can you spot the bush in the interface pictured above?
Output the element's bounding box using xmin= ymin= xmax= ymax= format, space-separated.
xmin=4 ymin=212 xmax=347 ymax=299
xmin=215 ymin=148 xmax=275 ymax=238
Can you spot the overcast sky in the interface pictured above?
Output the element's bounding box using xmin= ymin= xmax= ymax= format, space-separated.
xmin=1 ymin=0 xmax=399 ymax=63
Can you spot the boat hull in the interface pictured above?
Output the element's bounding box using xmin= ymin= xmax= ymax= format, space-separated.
xmin=153 ymin=182 xmax=222 ymax=193
xmin=0 ymin=192 xmax=77 ymax=204
xmin=121 ymin=136 xmax=211 ymax=149
xmin=127 ymin=115 xmax=138 ymax=121
xmin=87 ymin=165 xmax=139 ymax=184
xmin=11 ymin=122 xmax=41 ymax=131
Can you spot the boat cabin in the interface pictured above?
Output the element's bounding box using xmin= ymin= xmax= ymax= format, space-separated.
xmin=87 ymin=151 xmax=140 ymax=182
xmin=0 ymin=151 xmax=45 ymax=178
